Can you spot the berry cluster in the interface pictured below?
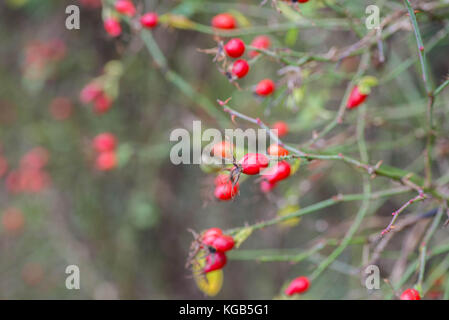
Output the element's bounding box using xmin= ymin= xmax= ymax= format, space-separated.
xmin=93 ymin=133 xmax=118 ymax=171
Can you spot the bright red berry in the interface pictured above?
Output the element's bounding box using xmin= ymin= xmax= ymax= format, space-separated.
xmin=93 ymin=133 xmax=117 ymax=153
xmin=214 ymin=174 xmax=230 ymax=186
xmin=202 ymin=228 xmax=223 ymax=245
xmin=140 ymin=12 xmax=158 ymax=29
xmin=211 ymin=235 xmax=235 ymax=252
xmin=95 ymin=151 xmax=117 ymax=171
xmin=256 ymin=79 xmax=275 ymax=96
xmin=347 ymin=85 xmax=368 ymax=109
xmin=104 ymin=18 xmax=122 ymax=37
xmin=285 ymin=276 xmax=310 ymax=296
xmin=211 ymin=13 xmax=236 ymax=30
xmin=249 ymin=35 xmax=271 ymax=58
xmin=114 ymin=0 xmax=136 ymax=17
xmin=231 ymin=59 xmax=250 ymax=78
xmin=264 ymin=161 xmax=291 ymax=184
xmin=239 ymin=153 xmax=269 ymax=175
xmin=224 ymin=38 xmax=245 ymax=58
xmin=271 ymin=121 xmax=289 ymax=137
xmin=214 ymin=180 xmax=239 ymax=201
xmin=93 ymin=92 xmax=112 ymax=114
xmin=267 ymin=144 xmax=289 ymax=157
xmin=204 ymin=251 xmax=227 ymax=273
xmin=400 ymin=288 xmax=421 ymax=300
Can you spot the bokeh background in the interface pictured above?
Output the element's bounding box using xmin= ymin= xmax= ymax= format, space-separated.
xmin=1 ymin=0 xmax=449 ymax=299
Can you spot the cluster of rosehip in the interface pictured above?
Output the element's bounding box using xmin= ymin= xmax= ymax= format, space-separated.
xmin=4 ymin=147 xmax=51 ymax=194
xmin=199 ymin=228 xmax=235 ymax=273
xmin=92 ymin=133 xmax=118 ymax=171
xmin=210 ymin=14 xmax=276 ymax=97
xmin=103 ymin=0 xmax=158 ymax=38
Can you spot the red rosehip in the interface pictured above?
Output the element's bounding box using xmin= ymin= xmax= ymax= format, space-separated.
xmin=104 ymin=18 xmax=122 ymax=37
xmin=140 ymin=12 xmax=158 ymax=29
xmin=114 ymin=0 xmax=136 ymax=17
xmin=239 ymin=153 xmax=269 ymax=175
xmin=264 ymin=161 xmax=291 ymax=184
xmin=347 ymin=85 xmax=368 ymax=109
xmin=93 ymin=92 xmax=112 ymax=114
xmin=95 ymin=151 xmax=117 ymax=171
xmin=214 ymin=174 xmax=230 ymax=186
xmin=202 ymin=228 xmax=223 ymax=246
xmin=400 ymin=288 xmax=421 ymax=300
xmin=204 ymin=251 xmax=227 ymax=273
xmin=231 ymin=59 xmax=250 ymax=79
xmin=212 ymin=235 xmax=235 ymax=252
xmin=285 ymin=276 xmax=310 ymax=296
xmin=93 ymin=133 xmax=117 ymax=153
xmin=249 ymin=35 xmax=271 ymax=58
xmin=214 ymin=180 xmax=239 ymax=201
xmin=260 ymin=180 xmax=276 ymax=193
xmin=267 ymin=144 xmax=289 ymax=157
xmin=211 ymin=13 xmax=236 ymax=30
xmin=256 ymin=79 xmax=275 ymax=96
xmin=271 ymin=121 xmax=289 ymax=137
xmin=80 ymin=83 xmax=102 ymax=103
xmin=224 ymin=38 xmax=245 ymax=58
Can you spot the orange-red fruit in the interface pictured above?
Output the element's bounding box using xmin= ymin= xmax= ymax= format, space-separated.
xmin=214 ymin=180 xmax=239 ymax=201
xmin=271 ymin=121 xmax=289 ymax=137
xmin=249 ymin=35 xmax=271 ymax=58
xmin=256 ymin=79 xmax=275 ymax=96
xmin=93 ymin=133 xmax=117 ymax=153
xmin=400 ymin=288 xmax=421 ymax=300
xmin=347 ymin=86 xmax=368 ymax=109
xmin=285 ymin=276 xmax=310 ymax=296
xmin=267 ymin=144 xmax=289 ymax=157
xmin=264 ymin=161 xmax=291 ymax=184
xmin=211 ymin=141 xmax=234 ymax=159
xmin=104 ymin=18 xmax=122 ymax=37
xmin=239 ymin=153 xmax=269 ymax=175
xmin=224 ymin=38 xmax=245 ymax=58
xmin=140 ymin=12 xmax=158 ymax=28
xmin=211 ymin=13 xmax=236 ymax=29
xmin=95 ymin=151 xmax=117 ymax=171
xmin=115 ymin=0 xmax=136 ymax=16
xmin=231 ymin=59 xmax=250 ymax=78
xmin=204 ymin=251 xmax=227 ymax=273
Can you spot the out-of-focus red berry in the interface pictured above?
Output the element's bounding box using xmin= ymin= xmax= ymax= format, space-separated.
xmin=260 ymin=180 xmax=276 ymax=193
xmin=400 ymin=288 xmax=421 ymax=300
xmin=211 ymin=13 xmax=236 ymax=30
xmin=104 ymin=18 xmax=122 ymax=37
xmin=20 ymin=147 xmax=49 ymax=170
xmin=249 ymin=35 xmax=271 ymax=58
xmin=214 ymin=180 xmax=239 ymax=201
xmin=239 ymin=153 xmax=269 ymax=175
xmin=271 ymin=121 xmax=289 ymax=137
xmin=114 ymin=0 xmax=136 ymax=17
xmin=80 ymin=83 xmax=102 ymax=104
xmin=263 ymin=161 xmax=291 ymax=184
xmin=140 ymin=12 xmax=159 ymax=29
xmin=255 ymin=79 xmax=275 ymax=96
xmin=1 ymin=207 xmax=25 ymax=234
xmin=93 ymin=133 xmax=117 ymax=153
xmin=93 ymin=92 xmax=112 ymax=114
xmin=267 ymin=144 xmax=289 ymax=157
xmin=95 ymin=151 xmax=117 ymax=171
xmin=285 ymin=276 xmax=310 ymax=296
xmin=347 ymin=85 xmax=368 ymax=109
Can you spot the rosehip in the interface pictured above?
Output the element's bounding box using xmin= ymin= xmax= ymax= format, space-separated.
xmin=260 ymin=180 xmax=276 ymax=193
xmin=104 ymin=18 xmax=122 ymax=37
xmin=285 ymin=276 xmax=310 ymax=296
xmin=80 ymin=83 xmax=102 ymax=103
xmin=267 ymin=144 xmax=289 ymax=157
xmin=271 ymin=121 xmax=289 ymax=137
xmin=231 ymin=59 xmax=249 ymax=78
xmin=347 ymin=85 xmax=368 ymax=109
xmin=214 ymin=174 xmax=230 ymax=186
xmin=93 ymin=133 xmax=117 ymax=153
xmin=212 ymin=235 xmax=235 ymax=252
xmin=400 ymin=288 xmax=421 ymax=300
xmin=140 ymin=12 xmax=158 ymax=29
xmin=249 ymin=35 xmax=271 ymax=58
xmin=224 ymin=38 xmax=245 ymax=58
xmin=211 ymin=13 xmax=236 ymax=30
xmin=256 ymin=79 xmax=275 ymax=96
xmin=239 ymin=153 xmax=269 ymax=175
xmin=204 ymin=251 xmax=227 ymax=273
xmin=202 ymin=228 xmax=223 ymax=246
xmin=95 ymin=151 xmax=117 ymax=171
xmin=211 ymin=141 xmax=234 ymax=159
xmin=93 ymin=92 xmax=112 ymax=114
xmin=214 ymin=180 xmax=239 ymax=201
xmin=114 ymin=0 xmax=136 ymax=17
xmin=264 ymin=161 xmax=291 ymax=184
